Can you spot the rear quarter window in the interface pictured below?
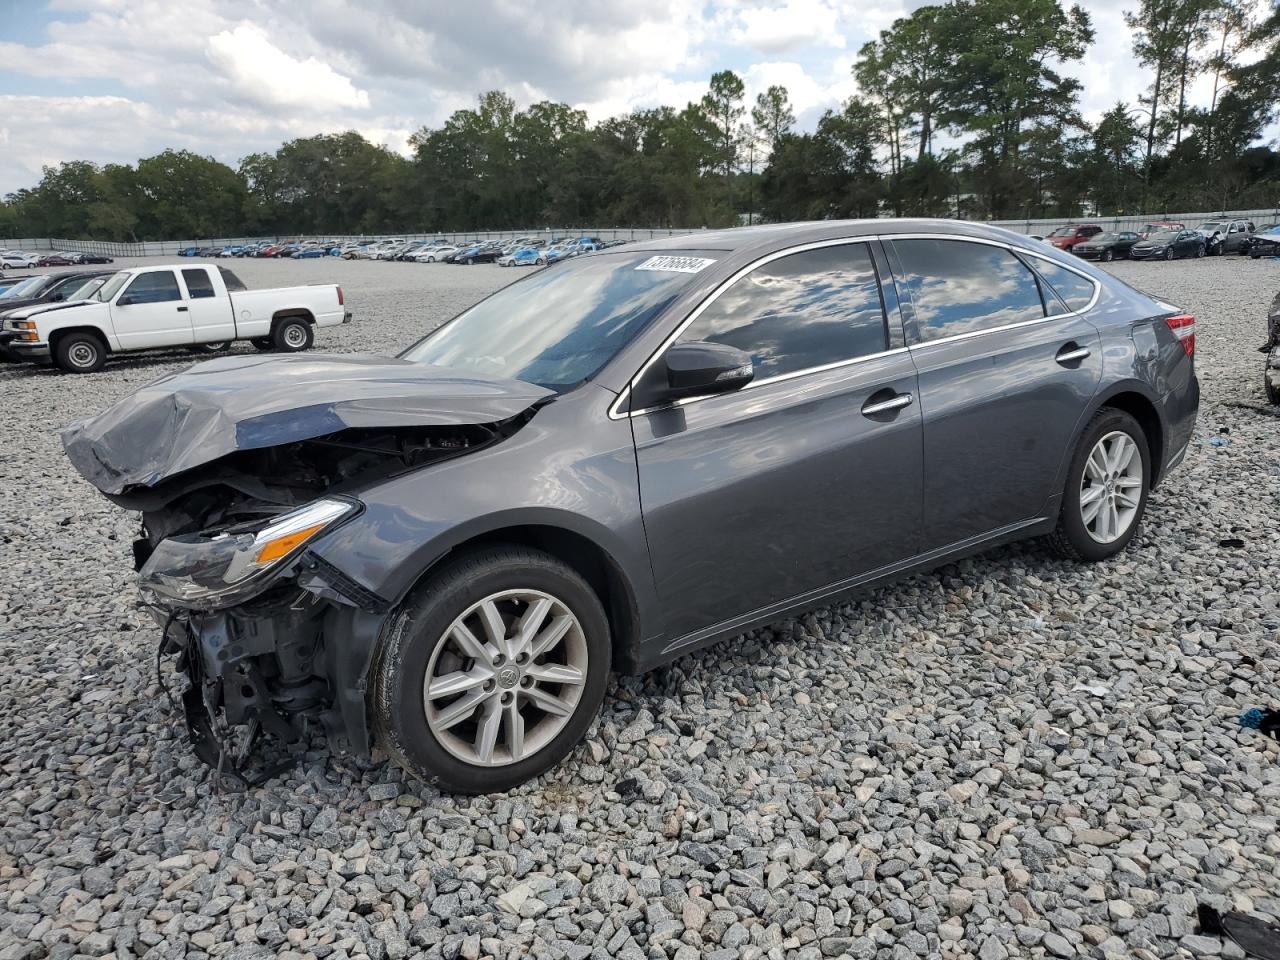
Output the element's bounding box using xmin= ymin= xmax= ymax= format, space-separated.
xmin=1028 ymin=258 xmax=1098 ymax=313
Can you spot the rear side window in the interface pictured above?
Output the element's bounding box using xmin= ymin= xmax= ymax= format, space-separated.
xmin=892 ymin=239 xmax=1045 ymax=344
xmin=674 ymin=243 xmax=887 ymax=380
xmin=181 ymin=269 xmax=216 ymax=299
xmin=122 ymin=271 xmax=181 ymax=304
xmin=1030 ymin=258 xmax=1097 ymax=313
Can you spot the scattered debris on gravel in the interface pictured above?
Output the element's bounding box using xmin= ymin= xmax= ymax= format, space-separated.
xmin=1 ymin=254 xmax=1278 ymax=960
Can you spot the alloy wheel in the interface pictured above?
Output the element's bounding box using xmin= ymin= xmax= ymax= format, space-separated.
xmin=423 ymin=589 xmax=588 ymax=767
xmin=1079 ymin=431 xmax=1143 ymax=544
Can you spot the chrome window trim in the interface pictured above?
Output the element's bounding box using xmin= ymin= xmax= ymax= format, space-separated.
xmin=609 ymin=232 xmax=1102 ymax=420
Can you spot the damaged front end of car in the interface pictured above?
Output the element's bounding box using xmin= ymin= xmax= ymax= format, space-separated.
xmin=63 ymin=354 xmax=552 ymax=788
xmin=1265 ymin=291 xmax=1280 ymax=405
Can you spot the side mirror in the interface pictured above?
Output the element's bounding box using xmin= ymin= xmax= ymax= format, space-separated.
xmin=663 ymin=341 xmax=754 ymax=400
xmin=116 ymin=295 xmax=134 ymax=306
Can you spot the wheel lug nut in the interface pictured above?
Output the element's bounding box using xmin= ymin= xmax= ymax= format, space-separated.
xmin=520 ymin=676 xmax=532 ymax=687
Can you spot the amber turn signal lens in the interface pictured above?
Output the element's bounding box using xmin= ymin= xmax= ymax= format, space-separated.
xmin=254 ymin=522 xmax=327 ymax=564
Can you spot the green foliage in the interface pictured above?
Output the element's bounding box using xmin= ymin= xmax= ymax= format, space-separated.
xmin=4 ymin=1 xmax=1279 ymax=240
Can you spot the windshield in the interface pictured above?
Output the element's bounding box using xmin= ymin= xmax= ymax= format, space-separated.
xmin=61 ymin=277 xmax=107 ymax=300
xmin=1148 ymin=231 xmax=1180 ymax=242
xmin=0 ymin=276 xmax=49 ymax=299
xmin=401 ymin=250 xmax=712 ymax=390
xmin=91 ymin=272 xmax=130 ymax=302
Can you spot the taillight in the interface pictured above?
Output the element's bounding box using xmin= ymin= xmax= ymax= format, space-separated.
xmin=337 ymin=286 xmax=344 ymax=306
xmin=1166 ymin=314 xmax=1195 ymax=356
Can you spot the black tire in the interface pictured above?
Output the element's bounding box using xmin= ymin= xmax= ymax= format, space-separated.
xmin=1265 ymin=355 xmax=1280 ymax=405
xmin=1102 ymin=248 xmax=1114 ymax=262
xmin=187 ymin=341 xmax=230 ymax=354
xmin=1046 ymin=408 xmax=1151 ymax=562
xmin=53 ymin=332 xmax=107 ymax=374
xmin=373 ymin=545 xmax=611 ymax=794
xmin=1164 ymin=247 xmax=1175 ymax=261
xmin=251 ymin=337 xmax=274 ymax=352
xmin=1196 ymin=244 xmax=1206 ymax=258
xmin=272 ymin=317 xmax=313 ymax=352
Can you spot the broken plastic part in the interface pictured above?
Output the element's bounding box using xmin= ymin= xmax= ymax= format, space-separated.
xmin=1198 ymin=904 xmax=1280 ymax=960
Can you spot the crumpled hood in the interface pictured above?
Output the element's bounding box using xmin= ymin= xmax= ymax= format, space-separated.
xmin=63 ymin=353 xmax=554 ymax=495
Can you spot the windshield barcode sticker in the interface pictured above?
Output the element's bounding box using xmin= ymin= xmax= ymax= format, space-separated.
xmin=635 ymin=256 xmax=717 ymax=274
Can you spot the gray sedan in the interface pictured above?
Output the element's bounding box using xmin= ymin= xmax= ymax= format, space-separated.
xmin=65 ymin=219 xmax=1200 ymax=792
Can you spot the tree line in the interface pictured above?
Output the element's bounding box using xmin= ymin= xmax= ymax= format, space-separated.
xmin=3 ymin=0 xmax=1277 ymax=242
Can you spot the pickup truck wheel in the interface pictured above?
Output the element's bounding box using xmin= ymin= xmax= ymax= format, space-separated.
xmin=273 ymin=319 xmax=313 ymax=352
xmin=373 ymin=545 xmax=611 ymax=793
xmin=54 ymin=333 xmax=106 ymax=374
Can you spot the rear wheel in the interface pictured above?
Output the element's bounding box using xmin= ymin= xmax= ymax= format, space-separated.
xmin=1047 ymin=408 xmax=1150 ymax=561
xmin=373 ymin=546 xmax=611 ymax=793
xmin=272 ymin=317 xmax=313 ymax=352
xmin=54 ymin=332 xmax=107 ymax=374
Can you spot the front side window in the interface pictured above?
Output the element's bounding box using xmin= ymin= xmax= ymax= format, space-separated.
xmin=122 ymin=271 xmax=182 ymax=304
xmin=401 ymin=250 xmax=710 ymax=390
xmin=892 ymin=239 xmax=1045 ymax=344
xmin=182 ymin=269 xmax=216 ymax=299
xmin=673 ymin=243 xmax=887 ymax=381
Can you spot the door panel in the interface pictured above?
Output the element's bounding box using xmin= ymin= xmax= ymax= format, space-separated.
xmin=110 ymin=270 xmax=193 ymax=349
xmin=633 ymin=353 xmax=923 ymax=640
xmin=886 ymin=238 xmax=1103 ymax=549
xmin=180 ymin=267 xmax=235 ymax=341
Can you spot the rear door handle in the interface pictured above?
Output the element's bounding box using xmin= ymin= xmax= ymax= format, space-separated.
xmin=861 ymin=392 xmax=914 ymax=416
xmin=1055 ymin=344 xmax=1090 ymax=365
xmin=176 ymin=306 xmax=188 ymax=312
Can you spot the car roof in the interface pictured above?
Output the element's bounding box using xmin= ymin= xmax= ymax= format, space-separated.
xmin=619 ymin=218 xmax=1050 ymax=257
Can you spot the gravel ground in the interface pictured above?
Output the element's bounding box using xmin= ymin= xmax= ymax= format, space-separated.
xmin=1 ymin=253 xmax=1278 ymax=960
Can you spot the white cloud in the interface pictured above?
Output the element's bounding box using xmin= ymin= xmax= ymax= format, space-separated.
xmin=206 ymin=24 xmax=370 ymax=112
xmin=728 ymin=0 xmax=844 ymax=53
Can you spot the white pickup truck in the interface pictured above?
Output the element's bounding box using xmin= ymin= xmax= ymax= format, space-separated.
xmin=0 ymin=263 xmax=350 ymax=373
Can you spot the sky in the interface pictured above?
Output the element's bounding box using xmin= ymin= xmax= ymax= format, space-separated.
xmin=0 ymin=0 xmax=1273 ymax=196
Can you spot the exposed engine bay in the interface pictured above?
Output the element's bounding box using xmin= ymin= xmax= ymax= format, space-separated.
xmin=135 ymin=421 xmax=525 ymax=788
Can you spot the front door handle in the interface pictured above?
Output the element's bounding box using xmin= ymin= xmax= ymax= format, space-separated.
xmin=1055 ymin=343 xmax=1090 ymax=365
xmin=861 ymin=392 xmax=914 ymax=416
xmin=176 ymin=306 xmax=188 ymax=312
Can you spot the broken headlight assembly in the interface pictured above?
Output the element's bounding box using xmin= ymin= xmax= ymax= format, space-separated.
xmin=139 ymin=498 xmax=357 ymax=609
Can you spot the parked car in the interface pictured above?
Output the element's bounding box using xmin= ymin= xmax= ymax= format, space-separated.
xmin=1 ymin=251 xmax=41 ymax=269
xmin=1045 ymin=224 xmax=1102 ymax=251
xmin=0 ymin=270 xmax=114 ymax=317
xmin=1071 ymin=231 xmax=1142 ymax=262
xmin=497 ymin=247 xmax=544 ymax=267
xmin=1265 ymin=290 xmax=1280 ymax=404
xmin=73 ymin=253 xmax=116 ymax=265
xmin=0 ymin=275 xmax=35 ymax=295
xmin=0 ymin=263 xmax=350 ymax=373
xmin=1194 ymin=218 xmax=1254 ymax=255
xmin=178 ymin=247 xmax=200 ymax=257
xmin=36 ymin=253 xmax=76 ymax=267
xmin=414 ymin=245 xmax=457 ymax=263
xmin=1138 ymin=221 xmax=1185 ymax=239
xmin=452 ymin=244 xmax=503 ymax=265
xmin=61 ymin=219 xmax=1199 ymax=792
xmin=1245 ymin=224 xmax=1280 ymax=259
xmin=1128 ymin=229 xmax=1206 ymax=260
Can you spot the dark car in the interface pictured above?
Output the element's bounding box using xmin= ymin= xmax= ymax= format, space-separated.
xmin=448 ymin=243 xmax=502 ymax=264
xmin=37 ymin=253 xmax=76 ymax=267
xmin=1072 ymin=231 xmax=1141 ymax=262
xmin=1046 ymin=223 xmax=1102 ymax=251
xmin=1128 ymin=230 xmax=1205 ymax=261
xmin=1265 ymin=291 xmax=1280 ymax=404
xmin=0 ymin=270 xmax=113 ymax=316
xmin=1195 ymin=218 xmax=1254 ymax=255
xmin=1246 ymin=225 xmax=1280 ymax=259
xmin=73 ymin=253 xmax=115 ymax=265
xmin=64 ymin=220 xmax=1199 ymax=793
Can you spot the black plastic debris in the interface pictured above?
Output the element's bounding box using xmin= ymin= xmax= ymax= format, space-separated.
xmin=1240 ymin=708 xmax=1280 ymax=741
xmin=1198 ymin=904 xmax=1280 ymax=960
xmin=1218 ymin=538 xmax=1247 ymax=549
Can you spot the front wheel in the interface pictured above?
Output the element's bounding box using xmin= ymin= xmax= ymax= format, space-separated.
xmin=272 ymin=318 xmax=313 ymax=352
xmin=373 ymin=546 xmax=611 ymax=793
xmin=1164 ymin=247 xmax=1175 ymax=261
xmin=54 ymin=332 xmax=107 ymax=374
xmin=1102 ymin=248 xmax=1114 ymax=262
xmin=1196 ymin=244 xmax=1206 ymax=258
xmin=1047 ymin=408 xmax=1150 ymax=561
